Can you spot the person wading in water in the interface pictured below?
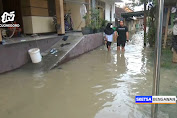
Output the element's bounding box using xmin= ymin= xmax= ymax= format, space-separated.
xmin=104 ymin=23 xmax=116 ymax=51
xmin=116 ymin=20 xmax=129 ymax=51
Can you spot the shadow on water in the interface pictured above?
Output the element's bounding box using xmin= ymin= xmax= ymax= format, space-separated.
xmin=0 ymin=31 xmax=176 ymax=118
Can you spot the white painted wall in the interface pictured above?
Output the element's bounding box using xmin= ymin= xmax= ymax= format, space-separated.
xmin=112 ymin=3 xmax=115 ymax=22
xmin=104 ymin=1 xmax=115 ymax=23
xmin=105 ymin=3 xmax=111 ymax=21
xmin=64 ymin=0 xmax=86 ymax=31
xmin=23 ymin=16 xmax=55 ymax=34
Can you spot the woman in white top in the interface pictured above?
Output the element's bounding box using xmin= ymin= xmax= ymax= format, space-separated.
xmin=104 ymin=23 xmax=116 ymax=51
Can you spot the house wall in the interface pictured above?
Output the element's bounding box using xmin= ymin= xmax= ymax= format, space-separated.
xmin=0 ymin=37 xmax=62 ymax=74
xmin=126 ymin=19 xmax=144 ymax=32
xmin=163 ymin=10 xmax=176 ymax=35
xmin=112 ymin=3 xmax=115 ymax=22
xmin=105 ymin=3 xmax=110 ymax=21
xmin=104 ymin=2 xmax=115 ymax=23
xmin=0 ymin=0 xmax=3 ymax=15
xmin=59 ymin=33 xmax=104 ymax=65
xmin=23 ymin=16 xmax=55 ymax=34
xmin=21 ymin=0 xmax=49 ymax=16
xmin=0 ymin=29 xmax=2 ymax=42
xmin=21 ymin=0 xmax=55 ymax=34
xmin=0 ymin=0 xmax=2 ymax=42
xmin=64 ymin=1 xmax=86 ymax=31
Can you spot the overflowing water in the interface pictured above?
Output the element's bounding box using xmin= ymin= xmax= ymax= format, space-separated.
xmin=0 ymin=31 xmax=176 ymax=118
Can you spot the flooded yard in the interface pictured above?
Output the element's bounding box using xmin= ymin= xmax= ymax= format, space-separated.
xmin=0 ymin=31 xmax=176 ymax=118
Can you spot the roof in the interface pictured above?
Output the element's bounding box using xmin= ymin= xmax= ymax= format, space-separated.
xmin=115 ymin=7 xmax=127 ymax=18
xmin=124 ymin=7 xmax=134 ymax=12
xmin=121 ymin=11 xmax=144 ymax=19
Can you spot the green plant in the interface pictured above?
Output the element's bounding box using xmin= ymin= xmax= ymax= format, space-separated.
xmin=83 ymin=14 xmax=90 ymax=28
xmin=100 ymin=19 xmax=108 ymax=28
xmin=161 ymin=49 xmax=177 ymax=69
xmin=83 ymin=8 xmax=106 ymax=32
xmin=147 ymin=2 xmax=157 ymax=47
xmin=90 ymin=8 xmax=101 ymax=30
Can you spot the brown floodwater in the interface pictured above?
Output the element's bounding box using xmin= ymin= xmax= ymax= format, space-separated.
xmin=0 ymin=31 xmax=176 ymax=118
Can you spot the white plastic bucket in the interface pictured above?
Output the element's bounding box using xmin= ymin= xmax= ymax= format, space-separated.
xmin=28 ymin=48 xmax=42 ymax=63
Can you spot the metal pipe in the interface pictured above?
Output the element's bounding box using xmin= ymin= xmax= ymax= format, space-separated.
xmin=151 ymin=0 xmax=164 ymax=118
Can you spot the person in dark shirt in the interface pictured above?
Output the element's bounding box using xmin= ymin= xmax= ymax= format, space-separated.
xmin=116 ymin=20 xmax=129 ymax=51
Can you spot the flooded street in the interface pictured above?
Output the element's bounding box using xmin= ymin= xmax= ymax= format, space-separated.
xmin=0 ymin=31 xmax=177 ymax=118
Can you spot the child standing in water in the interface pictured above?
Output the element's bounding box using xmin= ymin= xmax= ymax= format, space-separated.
xmin=104 ymin=23 xmax=116 ymax=51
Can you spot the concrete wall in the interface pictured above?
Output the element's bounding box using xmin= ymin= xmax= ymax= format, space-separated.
xmin=23 ymin=16 xmax=55 ymax=34
xmin=0 ymin=37 xmax=62 ymax=74
xmin=59 ymin=33 xmax=104 ymax=65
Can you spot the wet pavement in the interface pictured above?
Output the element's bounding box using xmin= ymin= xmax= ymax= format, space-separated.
xmin=0 ymin=31 xmax=176 ymax=118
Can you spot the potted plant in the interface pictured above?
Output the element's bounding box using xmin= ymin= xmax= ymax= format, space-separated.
xmin=82 ymin=8 xmax=105 ymax=34
xmin=90 ymin=8 xmax=101 ymax=33
xmin=81 ymin=14 xmax=93 ymax=35
xmin=99 ymin=19 xmax=108 ymax=32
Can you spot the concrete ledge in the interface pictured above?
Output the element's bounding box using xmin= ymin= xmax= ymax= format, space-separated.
xmin=0 ymin=33 xmax=104 ymax=74
xmin=25 ymin=33 xmax=104 ymax=72
xmin=0 ymin=37 xmax=62 ymax=74
xmin=58 ymin=33 xmax=104 ymax=66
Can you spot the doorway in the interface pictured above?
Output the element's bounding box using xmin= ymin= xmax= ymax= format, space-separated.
xmin=2 ymin=0 xmax=23 ymax=33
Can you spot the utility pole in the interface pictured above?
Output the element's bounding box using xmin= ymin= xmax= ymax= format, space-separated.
xmin=151 ymin=0 xmax=164 ymax=117
xmin=144 ymin=1 xmax=147 ymax=46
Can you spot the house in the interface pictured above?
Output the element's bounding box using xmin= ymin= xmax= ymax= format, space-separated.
xmin=115 ymin=7 xmax=127 ymax=21
xmin=0 ymin=0 xmax=66 ymax=35
xmin=64 ymin=0 xmax=116 ymax=31
xmin=115 ymin=6 xmax=133 ymax=26
xmin=0 ymin=0 xmax=117 ymax=37
xmin=121 ymin=11 xmax=144 ymax=32
xmin=163 ymin=7 xmax=176 ymax=35
xmin=163 ymin=0 xmax=177 ymax=48
xmin=0 ymin=0 xmax=118 ymax=73
xmin=124 ymin=6 xmax=133 ymax=13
